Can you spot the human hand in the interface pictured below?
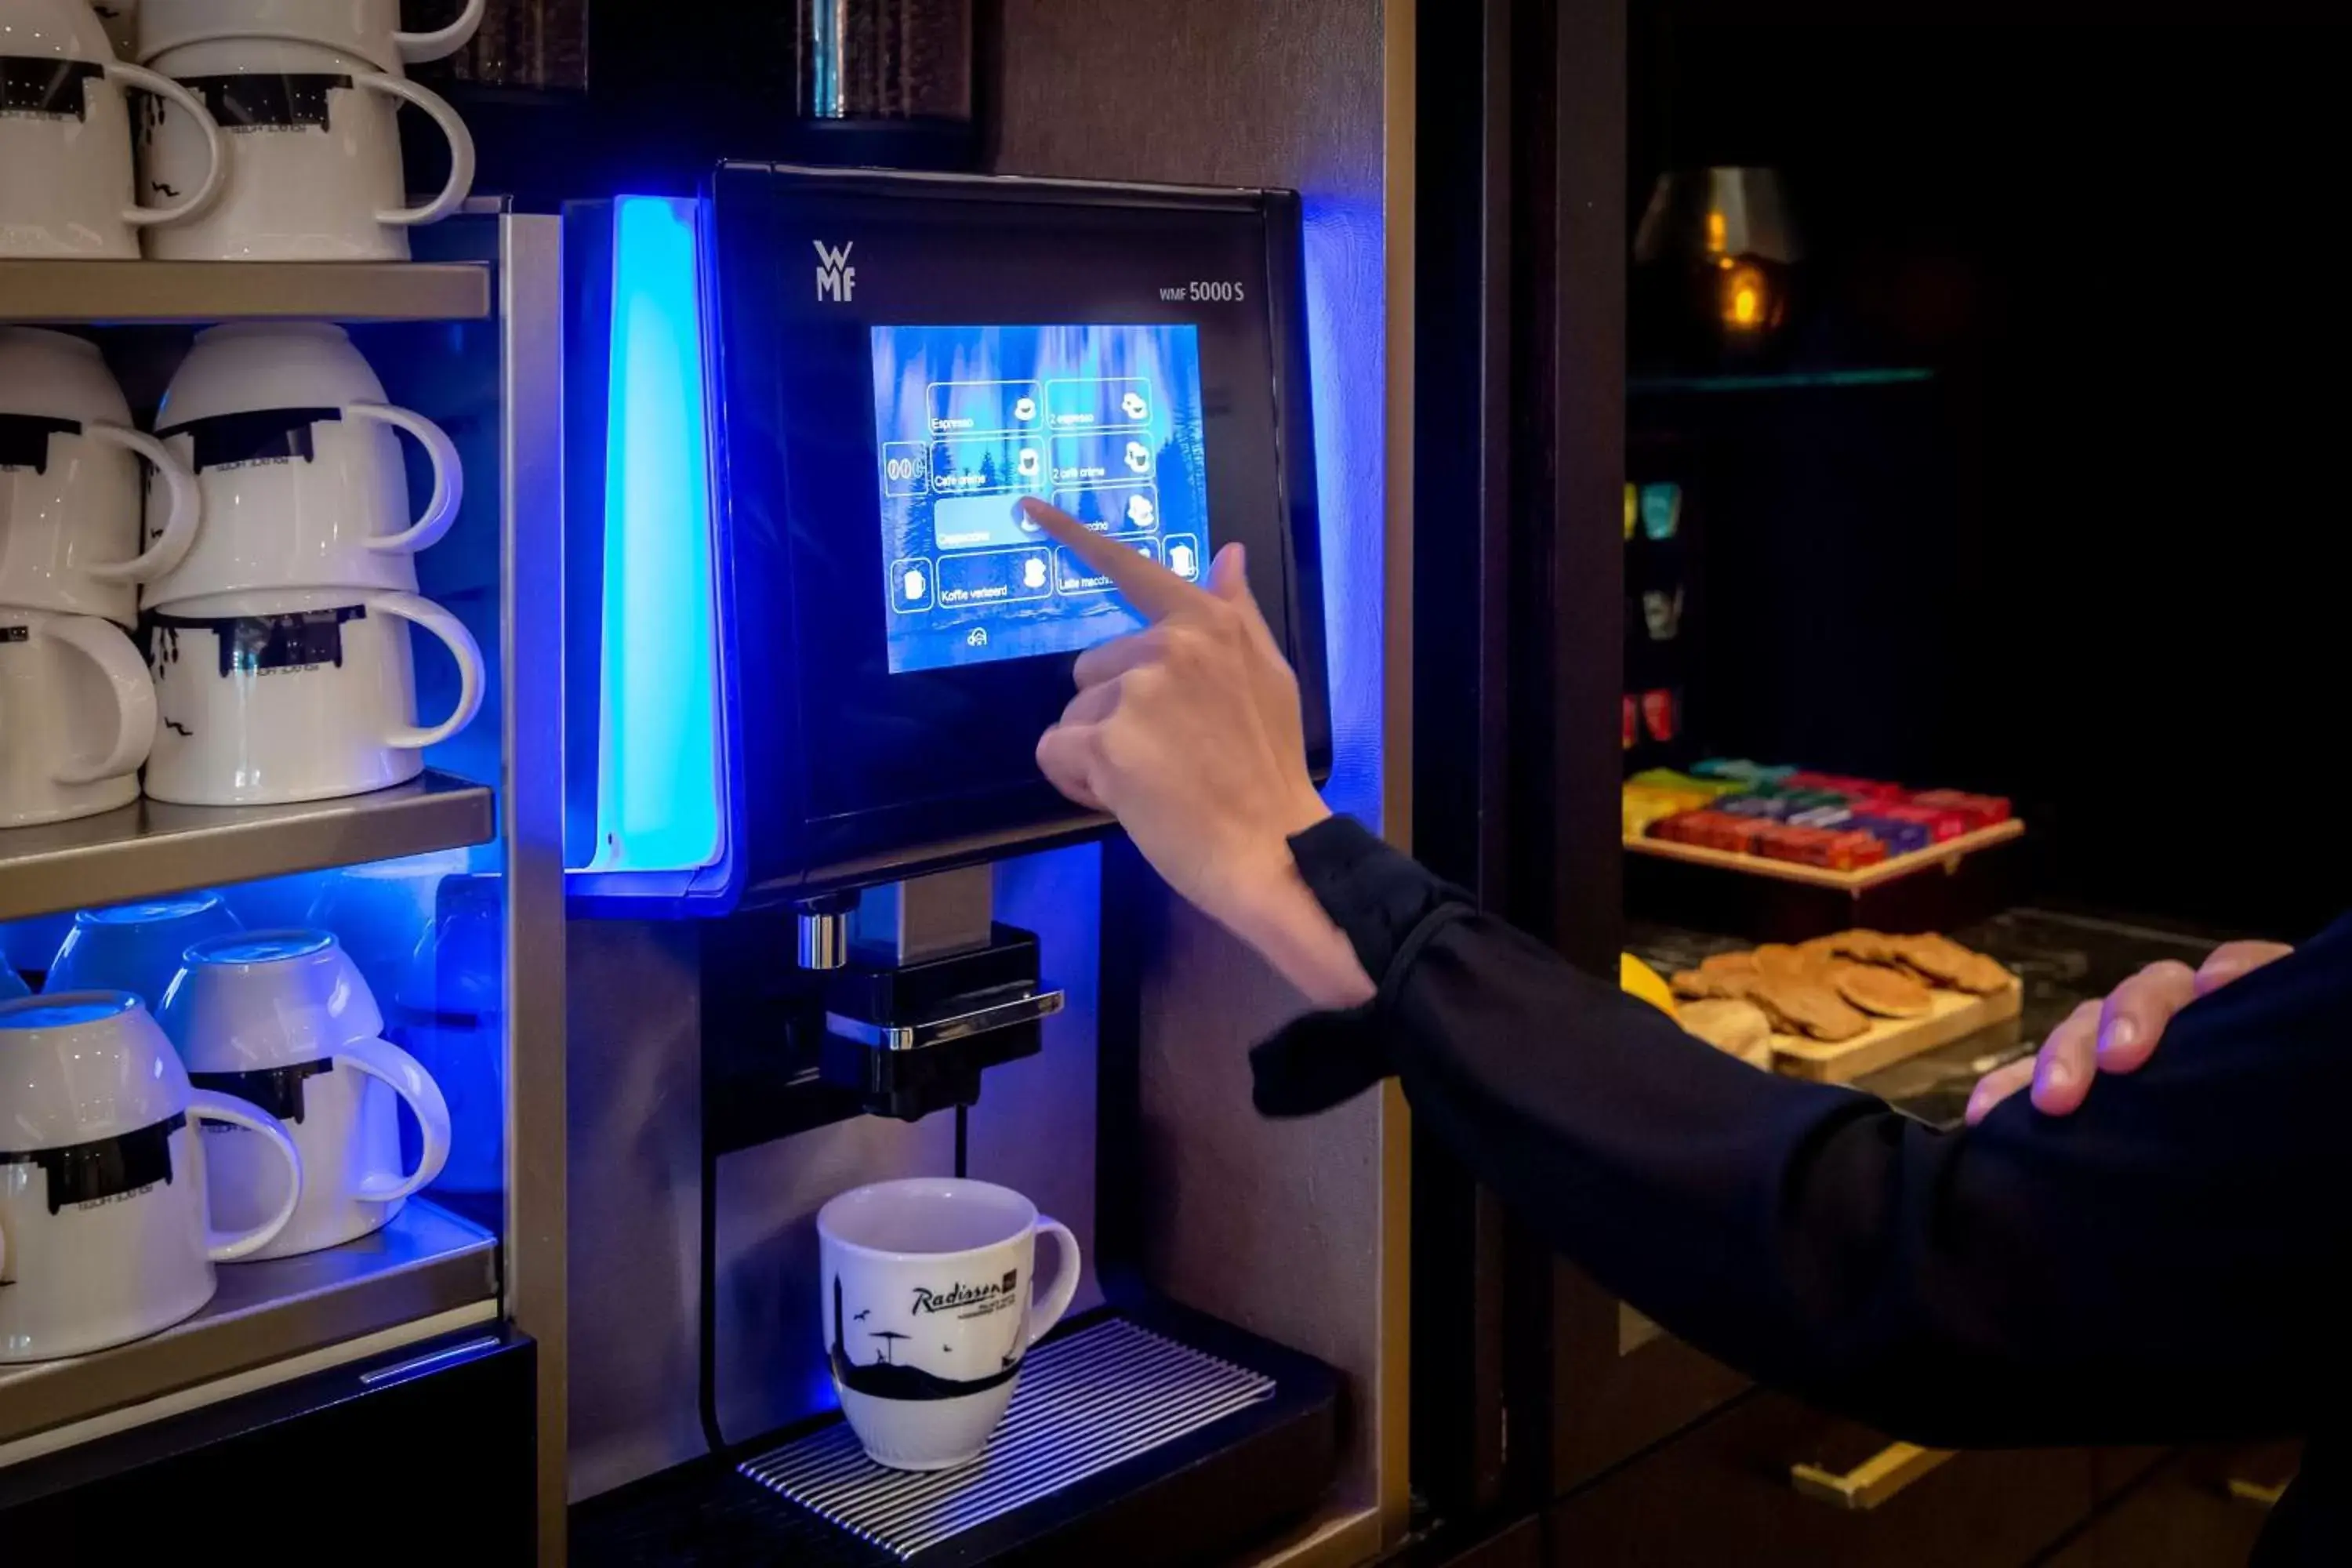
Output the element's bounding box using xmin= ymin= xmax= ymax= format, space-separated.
xmin=1963 ymin=940 xmax=2294 ymax=1125
xmin=1022 ymin=499 xmax=1375 ymax=1009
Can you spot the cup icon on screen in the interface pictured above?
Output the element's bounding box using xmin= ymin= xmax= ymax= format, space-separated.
xmin=1124 ymin=441 xmax=1152 ymax=475
xmin=1125 ymin=494 xmax=1157 ymax=530
xmin=1022 ymin=557 xmax=1049 ymax=590
xmin=1014 ymin=396 xmax=1038 ymax=422
xmin=1168 ymin=543 xmax=1198 ymax=580
xmin=1121 ymin=391 xmax=1149 ymax=421
xmin=1018 ymin=448 xmax=1042 ymax=478
xmin=891 ymin=560 xmax=933 ymax=612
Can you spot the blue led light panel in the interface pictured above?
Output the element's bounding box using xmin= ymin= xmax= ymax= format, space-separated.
xmin=591 ymin=195 xmax=722 ymax=874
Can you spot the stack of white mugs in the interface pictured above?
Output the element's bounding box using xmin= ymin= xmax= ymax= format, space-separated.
xmin=1 ymin=0 xmax=482 ymax=262
xmin=2 ymin=322 xmax=483 ymax=826
xmin=2 ymin=0 xmax=492 ymax=827
xmin=2 ymin=895 xmax=454 ymax=1364
xmin=0 ymin=2 xmax=492 ymax=1364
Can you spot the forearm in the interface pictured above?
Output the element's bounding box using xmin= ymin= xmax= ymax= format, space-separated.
xmin=1221 ymin=851 xmax=1377 ymax=1012
xmin=1254 ymin=818 xmax=2349 ymax=1447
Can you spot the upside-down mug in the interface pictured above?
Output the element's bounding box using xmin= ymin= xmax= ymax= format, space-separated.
xmin=0 ymin=0 xmax=223 ymax=258
xmin=138 ymin=33 xmax=473 ymax=260
xmin=0 ymin=992 xmax=301 ymax=1363
xmin=142 ymin=586 xmax=484 ymax=807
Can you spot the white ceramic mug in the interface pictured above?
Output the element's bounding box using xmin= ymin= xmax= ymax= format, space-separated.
xmin=818 ymin=1178 xmax=1083 ymax=1471
xmin=0 ymin=608 xmax=154 ymax=829
xmin=0 ymin=991 xmax=300 ymax=1363
xmin=89 ymin=0 xmax=141 ymax=58
xmin=44 ymin=891 xmax=241 ymax=1010
xmin=1 ymin=912 xmax=74 ymax=977
xmin=144 ymin=324 xmax=460 ymax=608
xmin=0 ymin=0 xmax=223 ymax=258
xmin=383 ymin=870 xmax=503 ymax=1194
xmin=139 ymin=34 xmax=473 ymax=261
xmin=143 ymin=586 xmax=484 ymax=806
xmin=304 ymin=846 xmax=467 ymax=1011
xmin=136 ymin=0 xmax=485 ymax=68
xmin=1 ymin=327 xmax=201 ymax=625
xmin=161 ymin=930 xmax=450 ymax=1260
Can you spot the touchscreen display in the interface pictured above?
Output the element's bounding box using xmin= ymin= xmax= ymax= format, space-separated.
xmin=870 ymin=324 xmax=1211 ymax=673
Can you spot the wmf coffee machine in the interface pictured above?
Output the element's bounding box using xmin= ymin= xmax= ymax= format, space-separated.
xmin=561 ymin=166 xmax=1396 ymax=1564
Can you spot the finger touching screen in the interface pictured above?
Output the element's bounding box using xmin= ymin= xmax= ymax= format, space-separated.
xmin=869 ymin=323 xmax=1214 ymax=673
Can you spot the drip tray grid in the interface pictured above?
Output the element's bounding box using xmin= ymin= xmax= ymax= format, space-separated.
xmin=738 ymin=1318 xmax=1277 ymax=1561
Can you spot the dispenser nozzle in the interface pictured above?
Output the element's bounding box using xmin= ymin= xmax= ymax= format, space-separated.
xmin=795 ymin=893 xmax=858 ymax=971
xmin=798 ymin=910 xmax=849 ymax=971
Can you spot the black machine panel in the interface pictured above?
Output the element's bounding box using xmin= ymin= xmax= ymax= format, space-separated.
xmin=702 ymin=165 xmax=1329 ymax=905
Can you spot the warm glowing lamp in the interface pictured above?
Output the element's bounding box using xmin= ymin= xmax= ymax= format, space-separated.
xmin=1635 ymin=167 xmax=1799 ymax=347
xmin=1637 ymin=167 xmax=1800 ymax=268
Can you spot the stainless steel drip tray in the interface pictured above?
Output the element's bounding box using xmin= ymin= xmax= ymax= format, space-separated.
xmin=744 ymin=1317 xmax=1271 ymax=1559
xmin=575 ymin=1301 xmax=1340 ymax=1568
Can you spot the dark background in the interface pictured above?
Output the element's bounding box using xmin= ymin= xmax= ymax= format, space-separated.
xmin=1630 ymin=9 xmax=2352 ymax=937
xmin=415 ymin=2 xmax=2349 ymax=935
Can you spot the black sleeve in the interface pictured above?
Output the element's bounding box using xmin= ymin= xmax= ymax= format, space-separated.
xmin=1253 ymin=816 xmax=2352 ymax=1450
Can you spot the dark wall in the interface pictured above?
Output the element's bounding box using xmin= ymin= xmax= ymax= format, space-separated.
xmin=1635 ymin=16 xmax=2352 ymax=937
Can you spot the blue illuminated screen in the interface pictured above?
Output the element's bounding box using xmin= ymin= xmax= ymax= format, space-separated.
xmin=869 ymin=324 xmax=1212 ymax=673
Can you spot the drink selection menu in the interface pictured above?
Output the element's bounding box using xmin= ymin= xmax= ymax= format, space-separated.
xmin=869 ymin=324 xmax=1211 ymax=673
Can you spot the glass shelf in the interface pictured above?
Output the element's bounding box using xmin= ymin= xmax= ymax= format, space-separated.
xmin=0 ymin=259 xmax=493 ymax=325
xmin=1629 ymin=367 xmax=1936 ymax=395
xmin=0 ymin=771 xmax=495 ymax=924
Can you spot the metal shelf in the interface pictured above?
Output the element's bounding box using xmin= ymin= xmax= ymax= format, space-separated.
xmin=0 ymin=259 xmax=492 ymax=324
xmin=0 ymin=1200 xmax=498 ymax=1449
xmin=0 ymin=771 xmax=495 ymax=924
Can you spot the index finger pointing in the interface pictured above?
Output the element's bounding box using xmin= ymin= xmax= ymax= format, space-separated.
xmin=1018 ymin=497 xmax=1202 ymax=622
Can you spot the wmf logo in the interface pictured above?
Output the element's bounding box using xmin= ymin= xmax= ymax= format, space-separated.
xmin=814 ymin=240 xmax=856 ymax=303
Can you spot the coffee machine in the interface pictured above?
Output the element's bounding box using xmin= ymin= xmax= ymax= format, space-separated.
xmin=559 ymin=165 xmax=1391 ymax=1564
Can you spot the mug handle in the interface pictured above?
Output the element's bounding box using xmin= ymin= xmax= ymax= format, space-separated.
xmin=398 ymin=0 xmax=488 ymax=64
xmin=370 ymin=592 xmax=485 ymax=750
xmin=40 ymin=617 xmax=157 ymax=785
xmin=107 ymin=63 xmax=227 ymax=229
xmin=338 ymin=1036 xmax=453 ymax=1203
xmin=352 ymin=73 xmax=477 ymax=228
xmin=345 ymin=404 xmax=464 ymax=554
xmin=1027 ymin=1218 xmax=1083 ymax=1346
xmin=81 ymin=424 xmax=201 ymax=583
xmin=186 ymin=1089 xmax=304 ymax=1263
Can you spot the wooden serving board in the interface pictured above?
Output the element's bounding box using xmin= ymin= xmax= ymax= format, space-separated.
xmin=1769 ymin=975 xmax=2024 ymax=1083
xmin=1625 ymin=818 xmax=2026 ymax=891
